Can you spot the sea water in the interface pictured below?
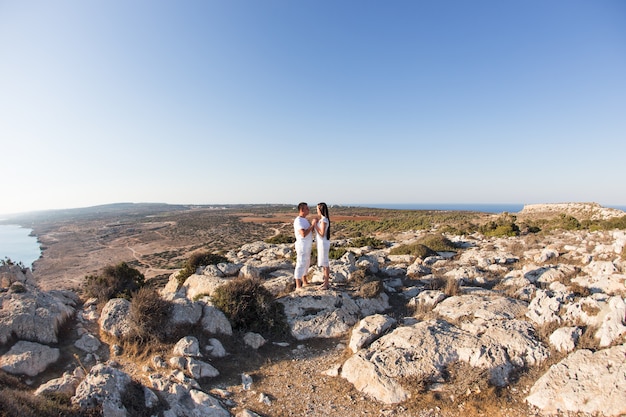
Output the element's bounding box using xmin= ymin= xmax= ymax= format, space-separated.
xmin=0 ymin=224 xmax=41 ymax=268
xmin=353 ymin=203 xmax=626 ymax=213
xmin=352 ymin=203 xmax=525 ymax=213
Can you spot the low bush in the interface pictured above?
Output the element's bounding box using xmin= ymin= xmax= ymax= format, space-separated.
xmin=177 ymin=251 xmax=229 ymax=286
xmin=391 ymin=234 xmax=458 ymax=257
xmin=417 ymin=234 xmax=458 ymax=252
xmin=265 ymin=234 xmax=295 ymax=244
xmin=211 ymin=278 xmax=288 ymax=336
xmin=126 ymin=287 xmax=172 ymax=346
xmin=357 ymin=280 xmax=383 ymax=299
xmin=83 ymin=262 xmax=145 ymax=303
xmin=389 ymin=243 xmax=436 ymax=258
xmin=329 ymin=246 xmax=348 ymax=260
xmin=350 ymin=236 xmax=386 ymax=249
xmin=480 ymin=213 xmax=520 ymax=237
xmin=444 ymin=277 xmax=461 ymax=296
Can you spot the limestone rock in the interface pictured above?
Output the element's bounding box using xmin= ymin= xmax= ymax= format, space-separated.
xmin=549 ymin=326 xmax=582 ymax=353
xmin=243 ymin=332 xmax=266 ymax=349
xmin=169 ymin=297 xmax=203 ymax=327
xmin=341 ymin=319 xmax=514 ymax=404
xmin=72 ymin=363 xmax=132 ymax=416
xmin=278 ymin=290 xmax=387 ymax=340
xmin=35 ymin=367 xmax=85 ymax=396
xmin=201 ymin=304 xmax=233 ymax=336
xmin=526 ymin=344 xmax=626 ymax=416
xmin=74 ymin=333 xmax=101 ymax=353
xmin=99 ymin=298 xmax=132 ymax=339
xmin=433 ymin=294 xmax=527 ymax=322
xmin=348 ymin=314 xmax=396 ymax=353
xmin=0 ymin=285 xmax=75 ymax=344
xmin=0 ymin=340 xmax=60 ymax=376
xmin=173 ymin=336 xmax=202 ymax=357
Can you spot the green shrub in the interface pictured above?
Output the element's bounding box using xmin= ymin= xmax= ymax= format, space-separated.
xmin=350 ymin=236 xmax=386 ymax=249
xmin=265 ymin=234 xmax=295 ymax=244
xmin=600 ymin=215 xmax=626 ymax=230
xmin=417 ymin=234 xmax=458 ymax=252
xmin=555 ymin=214 xmax=581 ymax=230
xmin=479 ymin=213 xmax=520 ymax=237
xmin=389 ymin=243 xmax=436 ymax=258
xmin=329 ymin=247 xmax=348 ymax=260
xmin=211 ymin=278 xmax=288 ymax=336
xmin=177 ymin=251 xmax=229 ymax=286
xmin=84 ymin=262 xmax=145 ymax=302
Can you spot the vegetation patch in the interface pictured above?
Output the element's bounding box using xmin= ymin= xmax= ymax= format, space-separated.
xmin=211 ymin=278 xmax=289 ymax=337
xmin=177 ymin=251 xmax=229 ymax=286
xmin=349 ymin=236 xmax=386 ymax=249
xmin=389 ymin=243 xmax=436 ymax=258
xmin=391 ymin=234 xmax=458 ymax=257
xmin=265 ymin=233 xmax=295 ymax=244
xmin=124 ymin=287 xmax=172 ymax=349
xmin=0 ymin=370 xmax=101 ymax=417
xmin=83 ymin=262 xmax=145 ymax=303
xmin=480 ymin=213 xmax=521 ymax=237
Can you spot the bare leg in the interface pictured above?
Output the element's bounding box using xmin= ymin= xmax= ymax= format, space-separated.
xmin=320 ymin=267 xmax=330 ymax=289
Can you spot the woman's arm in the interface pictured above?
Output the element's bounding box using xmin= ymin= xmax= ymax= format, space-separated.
xmin=315 ymin=218 xmax=326 ymax=237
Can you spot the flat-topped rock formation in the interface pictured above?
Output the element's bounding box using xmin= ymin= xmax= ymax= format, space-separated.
xmin=520 ymin=202 xmax=625 ymax=220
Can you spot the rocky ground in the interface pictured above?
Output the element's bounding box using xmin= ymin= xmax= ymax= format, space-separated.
xmin=1 ymin=203 xmax=625 ymax=417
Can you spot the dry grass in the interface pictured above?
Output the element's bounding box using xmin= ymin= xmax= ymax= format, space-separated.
xmin=0 ymin=370 xmax=102 ymax=417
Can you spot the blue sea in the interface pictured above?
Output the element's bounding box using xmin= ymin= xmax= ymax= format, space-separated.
xmin=354 ymin=203 xmax=626 ymax=213
xmin=0 ymin=224 xmax=41 ymax=268
xmin=353 ymin=203 xmax=525 ymax=213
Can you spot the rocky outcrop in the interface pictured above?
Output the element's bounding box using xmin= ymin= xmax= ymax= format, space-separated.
xmin=0 ymin=280 xmax=76 ymax=344
xmin=526 ymin=344 xmax=626 ymax=415
xmin=520 ymin=202 xmax=625 ymax=220
xmin=2 ymin=221 xmax=626 ymax=416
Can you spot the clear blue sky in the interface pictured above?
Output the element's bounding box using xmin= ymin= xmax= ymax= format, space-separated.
xmin=1 ymin=0 xmax=625 ymax=215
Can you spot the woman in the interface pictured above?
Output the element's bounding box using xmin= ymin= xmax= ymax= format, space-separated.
xmin=314 ymin=202 xmax=331 ymax=290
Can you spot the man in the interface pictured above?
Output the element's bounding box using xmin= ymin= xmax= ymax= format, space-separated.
xmin=293 ymin=202 xmax=317 ymax=289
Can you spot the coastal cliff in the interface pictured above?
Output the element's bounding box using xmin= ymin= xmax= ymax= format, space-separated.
xmin=520 ymin=202 xmax=624 ymax=220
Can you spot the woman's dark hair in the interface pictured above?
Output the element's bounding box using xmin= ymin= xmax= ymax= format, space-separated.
xmin=317 ymin=202 xmax=330 ymax=240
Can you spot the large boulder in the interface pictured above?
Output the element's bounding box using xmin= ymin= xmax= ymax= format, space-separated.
xmin=0 ymin=285 xmax=75 ymax=344
xmin=278 ymin=290 xmax=388 ymax=340
xmin=0 ymin=340 xmax=60 ymax=376
xmin=526 ymin=344 xmax=626 ymax=416
xmin=72 ymin=363 xmax=133 ymax=417
xmin=99 ymin=298 xmax=133 ymax=339
xmin=341 ymin=319 xmax=515 ymax=404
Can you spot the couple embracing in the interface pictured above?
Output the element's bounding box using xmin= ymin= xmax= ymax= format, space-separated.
xmin=293 ymin=202 xmax=331 ymax=290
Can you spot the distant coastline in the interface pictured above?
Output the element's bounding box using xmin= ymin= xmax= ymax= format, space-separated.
xmin=0 ymin=224 xmax=41 ymax=267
